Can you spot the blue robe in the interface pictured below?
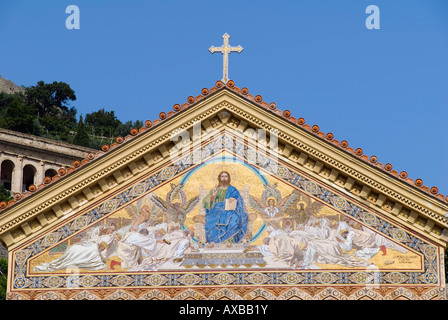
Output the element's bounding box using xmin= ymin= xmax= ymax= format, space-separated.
xmin=204 ymin=185 xmax=248 ymax=243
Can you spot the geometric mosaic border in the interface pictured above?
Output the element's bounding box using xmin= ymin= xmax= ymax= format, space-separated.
xmin=7 ymin=286 xmax=446 ymax=300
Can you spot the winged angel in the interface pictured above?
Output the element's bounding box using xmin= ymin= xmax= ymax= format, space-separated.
xmin=124 ymin=197 xmax=161 ymax=228
xmin=287 ymin=191 xmax=325 ymax=225
xmin=149 ymin=183 xmax=199 ymax=225
xmin=249 ymin=183 xmax=298 ymax=229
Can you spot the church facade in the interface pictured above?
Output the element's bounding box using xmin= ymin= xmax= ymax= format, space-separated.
xmin=0 ymin=80 xmax=447 ymax=300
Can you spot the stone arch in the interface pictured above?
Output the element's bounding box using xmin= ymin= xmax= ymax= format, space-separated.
xmin=0 ymin=159 xmax=14 ymax=191
xmin=22 ymin=164 xmax=36 ymax=192
xmin=44 ymin=168 xmax=58 ymax=178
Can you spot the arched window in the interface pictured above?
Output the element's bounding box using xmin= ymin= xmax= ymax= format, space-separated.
xmin=22 ymin=164 xmax=37 ymax=192
xmin=45 ymin=169 xmax=58 ymax=178
xmin=0 ymin=160 xmax=14 ymax=191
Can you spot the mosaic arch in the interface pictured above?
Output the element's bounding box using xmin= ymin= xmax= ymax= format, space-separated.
xmin=10 ymin=132 xmax=442 ymax=296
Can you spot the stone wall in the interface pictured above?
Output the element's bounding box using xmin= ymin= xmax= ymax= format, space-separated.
xmin=0 ymin=128 xmax=96 ymax=194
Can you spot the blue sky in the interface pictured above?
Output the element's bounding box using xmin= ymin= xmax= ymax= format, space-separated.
xmin=0 ymin=1 xmax=447 ymax=197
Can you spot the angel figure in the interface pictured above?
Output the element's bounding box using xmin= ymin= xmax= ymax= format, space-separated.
xmin=150 ymin=183 xmax=199 ymax=225
xmin=124 ymin=197 xmax=161 ymax=231
xmin=249 ymin=183 xmax=298 ymax=230
xmin=284 ymin=190 xmax=324 ymax=226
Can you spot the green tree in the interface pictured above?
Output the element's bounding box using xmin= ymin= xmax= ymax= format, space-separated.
xmin=84 ymin=109 xmax=143 ymax=149
xmin=0 ymin=186 xmax=12 ymax=203
xmin=0 ymin=80 xmax=145 ymax=150
xmin=116 ymin=120 xmax=144 ymax=137
xmin=25 ymin=80 xmax=76 ymax=115
xmin=72 ymin=115 xmax=91 ymax=148
xmin=0 ymin=92 xmax=38 ymax=134
xmin=0 ymin=186 xmax=12 ymax=202
xmin=85 ymin=108 xmax=121 ymax=138
xmin=25 ymin=81 xmax=77 ymax=141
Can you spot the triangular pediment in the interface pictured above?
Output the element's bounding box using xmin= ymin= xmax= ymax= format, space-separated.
xmin=1 ymin=81 xmax=447 ymax=300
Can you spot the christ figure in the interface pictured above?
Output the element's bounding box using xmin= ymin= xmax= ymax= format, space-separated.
xmin=203 ymin=171 xmax=248 ymax=244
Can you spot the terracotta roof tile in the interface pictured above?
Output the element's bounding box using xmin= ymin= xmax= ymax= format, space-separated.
xmin=0 ymin=80 xmax=446 ymax=213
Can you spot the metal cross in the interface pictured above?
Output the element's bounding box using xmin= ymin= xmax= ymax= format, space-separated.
xmin=209 ymin=33 xmax=243 ymax=83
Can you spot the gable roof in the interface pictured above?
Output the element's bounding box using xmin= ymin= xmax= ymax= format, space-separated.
xmin=1 ymin=79 xmax=446 ymax=214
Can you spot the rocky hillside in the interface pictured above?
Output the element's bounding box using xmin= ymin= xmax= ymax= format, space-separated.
xmin=0 ymin=75 xmax=24 ymax=94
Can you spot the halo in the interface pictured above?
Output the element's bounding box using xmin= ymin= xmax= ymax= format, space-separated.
xmin=212 ymin=164 xmax=238 ymax=185
xmin=266 ymin=197 xmax=277 ymax=205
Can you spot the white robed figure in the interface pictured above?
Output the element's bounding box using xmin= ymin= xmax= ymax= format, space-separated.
xmin=34 ymin=224 xmax=117 ymax=272
xmin=116 ymin=227 xmax=159 ymax=269
xmin=360 ymin=225 xmax=408 ymax=254
xmin=300 ymin=223 xmax=372 ymax=268
xmin=258 ymin=226 xmax=288 ymax=257
xmin=113 ymin=221 xmax=166 ymax=269
xmin=129 ymin=223 xmax=192 ymax=271
xmin=337 ymin=223 xmax=387 ymax=260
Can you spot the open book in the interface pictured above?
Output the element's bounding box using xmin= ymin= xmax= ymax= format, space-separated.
xmin=225 ymin=198 xmax=237 ymax=211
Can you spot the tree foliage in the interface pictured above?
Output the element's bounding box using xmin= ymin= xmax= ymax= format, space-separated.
xmin=72 ymin=115 xmax=91 ymax=148
xmin=0 ymin=81 xmax=78 ymax=141
xmin=0 ymin=80 xmax=144 ymax=150
xmin=82 ymin=109 xmax=143 ymax=149
xmin=85 ymin=108 xmax=121 ymax=138
xmin=25 ymin=80 xmax=76 ymax=116
xmin=0 ymin=186 xmax=12 ymax=203
xmin=25 ymin=81 xmax=78 ymax=141
xmin=0 ymin=92 xmax=38 ymax=134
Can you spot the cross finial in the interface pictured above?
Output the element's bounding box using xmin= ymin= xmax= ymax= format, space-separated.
xmin=209 ymin=33 xmax=243 ymax=83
